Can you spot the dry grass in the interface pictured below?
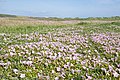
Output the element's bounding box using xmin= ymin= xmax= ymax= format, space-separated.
xmin=0 ymin=17 xmax=120 ymax=27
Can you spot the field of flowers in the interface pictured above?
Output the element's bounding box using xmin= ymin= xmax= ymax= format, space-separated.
xmin=0 ymin=18 xmax=120 ymax=80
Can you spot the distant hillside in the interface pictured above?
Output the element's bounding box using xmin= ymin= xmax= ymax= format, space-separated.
xmin=29 ymin=16 xmax=120 ymax=21
xmin=0 ymin=14 xmax=120 ymax=21
xmin=0 ymin=14 xmax=17 ymax=17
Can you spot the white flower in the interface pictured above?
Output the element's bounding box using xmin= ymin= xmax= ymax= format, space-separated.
xmin=61 ymin=72 xmax=65 ymax=78
xmin=56 ymin=67 xmax=61 ymax=72
xmin=113 ymin=71 xmax=119 ymax=78
xmin=27 ymin=57 xmax=32 ymax=60
xmin=20 ymin=74 xmax=25 ymax=78
xmin=83 ymin=66 xmax=86 ymax=69
xmin=45 ymin=62 xmax=48 ymax=66
xmin=71 ymin=69 xmax=75 ymax=74
xmin=75 ymin=70 xmax=81 ymax=73
xmin=36 ymin=52 xmax=41 ymax=55
xmin=71 ymin=63 xmax=74 ymax=67
xmin=55 ymin=77 xmax=59 ymax=80
xmin=37 ymin=73 xmax=42 ymax=77
xmin=13 ymin=69 xmax=18 ymax=74
xmin=0 ymin=62 xmax=7 ymax=66
xmin=87 ymin=76 xmax=92 ymax=79
xmin=67 ymin=62 xmax=70 ymax=65
xmin=32 ymin=51 xmax=35 ymax=54
xmin=88 ymin=50 xmax=91 ymax=53
xmin=73 ymin=56 xmax=78 ymax=60
xmin=81 ymin=61 xmax=86 ymax=65
xmin=45 ymin=76 xmax=50 ymax=80
xmin=118 ymin=69 xmax=120 ymax=73
xmin=101 ymin=68 xmax=106 ymax=73
xmin=10 ymin=52 xmax=14 ymax=56
xmin=64 ymin=64 xmax=68 ymax=68
xmin=52 ymin=56 xmax=57 ymax=60
xmin=52 ymin=70 xmax=55 ymax=73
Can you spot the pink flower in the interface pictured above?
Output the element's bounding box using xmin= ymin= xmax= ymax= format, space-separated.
xmin=21 ymin=61 xmax=33 ymax=66
xmin=113 ymin=71 xmax=119 ymax=77
xmin=64 ymin=64 xmax=68 ymax=68
xmin=108 ymin=65 xmax=113 ymax=72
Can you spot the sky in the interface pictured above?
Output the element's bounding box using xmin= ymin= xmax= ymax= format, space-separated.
xmin=0 ymin=0 xmax=120 ymax=18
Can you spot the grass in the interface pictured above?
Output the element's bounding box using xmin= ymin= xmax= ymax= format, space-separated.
xmin=0 ymin=25 xmax=68 ymax=34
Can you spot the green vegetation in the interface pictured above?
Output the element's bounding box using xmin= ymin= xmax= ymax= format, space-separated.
xmin=0 ymin=16 xmax=120 ymax=80
xmin=0 ymin=25 xmax=66 ymax=34
xmin=0 ymin=14 xmax=17 ymax=17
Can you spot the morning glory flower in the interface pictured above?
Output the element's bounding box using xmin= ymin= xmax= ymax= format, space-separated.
xmin=20 ymin=74 xmax=25 ymax=78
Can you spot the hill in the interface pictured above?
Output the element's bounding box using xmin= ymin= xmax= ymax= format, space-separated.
xmin=0 ymin=14 xmax=17 ymax=17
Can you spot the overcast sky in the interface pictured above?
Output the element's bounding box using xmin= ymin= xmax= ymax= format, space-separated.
xmin=0 ymin=0 xmax=120 ymax=18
